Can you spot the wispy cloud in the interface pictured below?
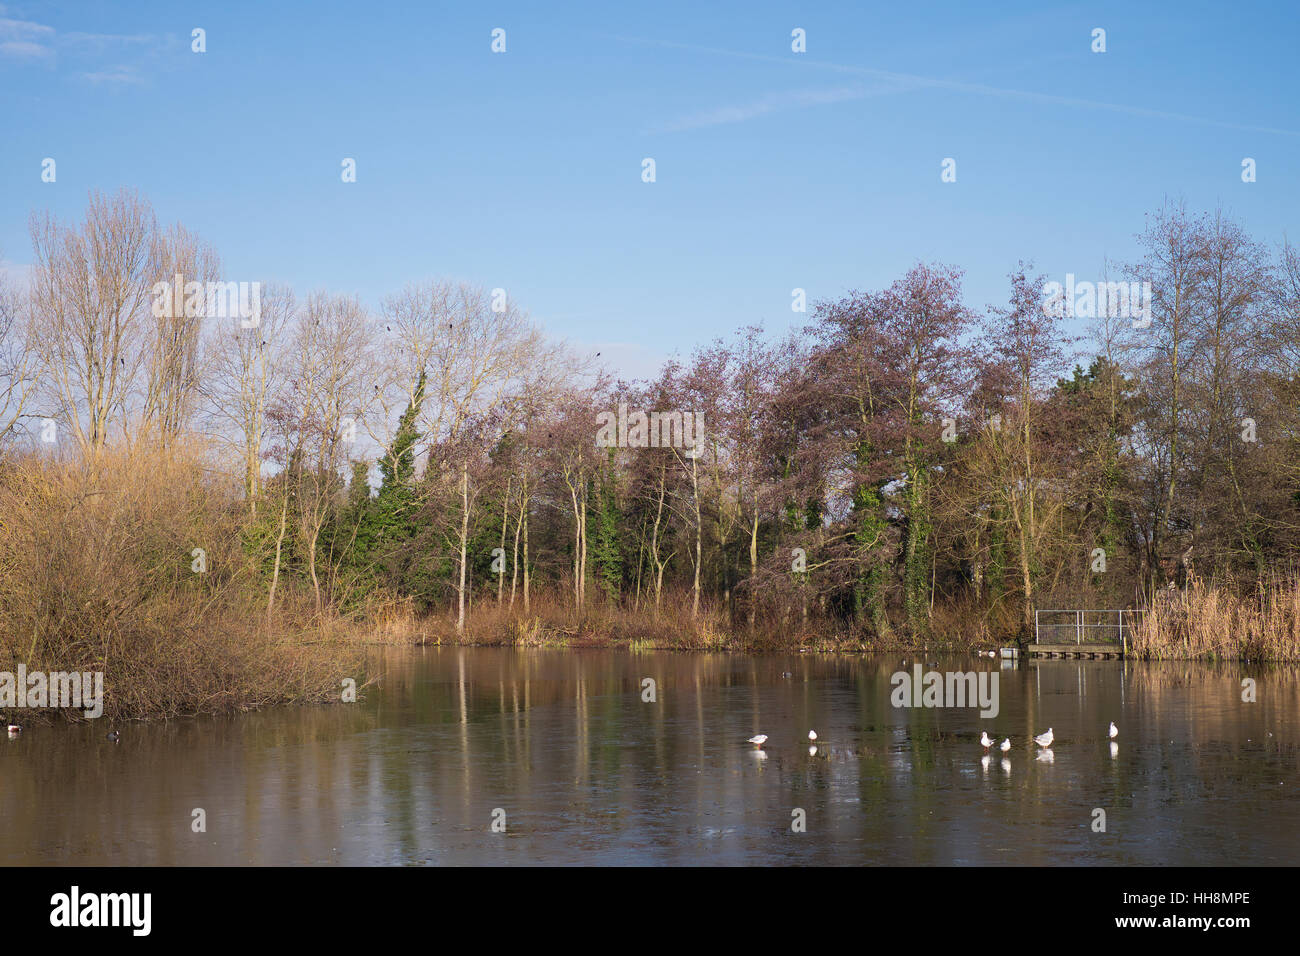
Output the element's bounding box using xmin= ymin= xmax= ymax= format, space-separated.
xmin=80 ymin=65 xmax=143 ymax=85
xmin=0 ymin=16 xmax=54 ymax=58
xmin=649 ymin=82 xmax=917 ymax=134
xmin=0 ymin=15 xmax=170 ymax=78
xmin=62 ymin=31 xmax=160 ymax=53
xmin=0 ymin=39 xmax=50 ymax=58
xmin=0 ymin=16 xmax=53 ymax=39
xmin=617 ymin=34 xmax=1300 ymax=139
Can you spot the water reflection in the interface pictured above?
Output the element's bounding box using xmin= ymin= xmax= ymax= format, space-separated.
xmin=2 ymin=648 xmax=1297 ymax=865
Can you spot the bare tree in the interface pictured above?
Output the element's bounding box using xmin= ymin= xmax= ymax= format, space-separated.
xmin=205 ymin=282 xmax=294 ymax=509
xmin=142 ymin=223 xmax=219 ymax=447
xmin=28 ymin=190 xmax=158 ymax=458
xmin=0 ymin=264 xmax=38 ymax=445
xmin=282 ymin=292 xmax=376 ymax=613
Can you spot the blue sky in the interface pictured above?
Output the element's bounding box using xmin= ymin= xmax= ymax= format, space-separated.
xmin=2 ymin=1 xmax=1297 ymax=377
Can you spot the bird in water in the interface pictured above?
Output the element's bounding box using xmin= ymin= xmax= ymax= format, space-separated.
xmin=808 ymin=730 xmax=817 ymax=742
xmin=748 ymin=734 xmax=768 ymax=748
xmin=1034 ymin=728 xmax=1054 ymax=748
xmin=6 ymin=723 xmax=20 ymax=736
xmin=106 ymin=731 xmax=120 ymax=742
xmin=999 ymin=737 xmax=1011 ymax=753
xmin=979 ymin=732 xmax=993 ymax=749
xmin=1108 ymin=721 xmax=1119 ymax=739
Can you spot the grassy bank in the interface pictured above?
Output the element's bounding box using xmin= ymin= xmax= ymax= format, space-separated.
xmin=377 ymin=590 xmax=993 ymax=655
xmin=380 ymin=584 xmax=1300 ymax=663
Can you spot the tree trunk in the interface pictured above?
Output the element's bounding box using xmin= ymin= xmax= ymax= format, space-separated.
xmin=498 ymin=476 xmax=510 ymax=605
xmin=267 ymin=495 xmax=289 ymax=624
xmin=457 ymin=466 xmax=469 ymax=632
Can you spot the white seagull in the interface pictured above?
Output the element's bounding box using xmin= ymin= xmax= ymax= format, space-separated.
xmin=980 ymin=732 xmax=993 ymax=749
xmin=1034 ymin=728 xmax=1054 ymax=748
xmin=6 ymin=723 xmax=20 ymax=736
xmin=748 ymin=734 xmax=768 ymax=748
xmin=808 ymin=730 xmax=817 ymax=742
xmin=1108 ymin=721 xmax=1119 ymax=739
xmin=999 ymin=737 xmax=1011 ymax=753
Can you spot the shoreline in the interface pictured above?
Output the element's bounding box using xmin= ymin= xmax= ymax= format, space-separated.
xmin=5 ymin=625 xmax=1294 ymax=730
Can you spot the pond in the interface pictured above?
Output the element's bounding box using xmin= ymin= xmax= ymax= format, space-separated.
xmin=2 ymin=647 xmax=1296 ymax=865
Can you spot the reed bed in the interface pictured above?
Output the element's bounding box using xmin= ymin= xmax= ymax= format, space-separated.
xmin=1131 ymin=576 xmax=1300 ymax=661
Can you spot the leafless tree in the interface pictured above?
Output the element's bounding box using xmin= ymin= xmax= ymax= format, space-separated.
xmin=282 ymin=291 xmax=376 ymax=612
xmin=0 ymin=264 xmax=38 ymax=446
xmin=28 ymin=189 xmax=158 ymax=458
xmin=205 ymin=282 xmax=294 ymax=509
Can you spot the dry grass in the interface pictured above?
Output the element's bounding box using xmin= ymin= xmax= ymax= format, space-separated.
xmin=407 ymin=588 xmax=944 ymax=654
xmin=0 ymin=445 xmax=366 ymax=722
xmin=1131 ymin=575 xmax=1300 ymax=661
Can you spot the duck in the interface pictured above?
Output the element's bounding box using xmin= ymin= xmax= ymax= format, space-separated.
xmin=106 ymin=731 xmax=120 ymax=742
xmin=1034 ymin=728 xmax=1054 ymax=748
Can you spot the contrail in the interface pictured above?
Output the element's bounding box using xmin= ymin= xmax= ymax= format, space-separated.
xmin=611 ymin=33 xmax=1300 ymax=138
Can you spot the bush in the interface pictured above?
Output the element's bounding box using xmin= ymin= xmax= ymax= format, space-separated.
xmin=0 ymin=444 xmax=365 ymax=721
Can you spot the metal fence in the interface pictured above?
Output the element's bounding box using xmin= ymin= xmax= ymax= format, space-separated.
xmin=1033 ymin=609 xmax=1144 ymax=651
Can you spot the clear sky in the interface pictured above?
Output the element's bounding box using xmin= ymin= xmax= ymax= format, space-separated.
xmin=2 ymin=1 xmax=1297 ymax=377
